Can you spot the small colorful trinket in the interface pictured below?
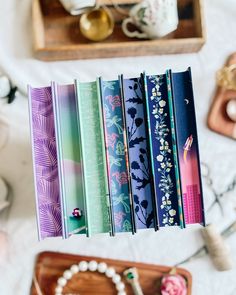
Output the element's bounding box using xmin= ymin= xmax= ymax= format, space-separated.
xmin=72 ymin=208 xmax=82 ymax=218
xmin=123 ymin=267 xmax=144 ymax=295
xmin=161 ymin=268 xmax=187 ymax=295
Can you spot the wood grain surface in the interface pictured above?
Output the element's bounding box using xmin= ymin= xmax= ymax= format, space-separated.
xmin=30 ymin=251 xmax=192 ymax=295
xmin=32 ymin=0 xmax=206 ymax=60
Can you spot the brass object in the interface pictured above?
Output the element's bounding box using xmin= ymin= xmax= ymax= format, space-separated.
xmin=216 ymin=64 xmax=236 ymax=90
xmin=79 ymin=7 xmax=114 ymax=41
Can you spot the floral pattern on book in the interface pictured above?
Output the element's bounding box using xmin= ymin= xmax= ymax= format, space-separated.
xmin=147 ymin=75 xmax=179 ymax=226
xmin=123 ymin=78 xmax=154 ymax=229
xmin=102 ymin=80 xmax=132 ymax=232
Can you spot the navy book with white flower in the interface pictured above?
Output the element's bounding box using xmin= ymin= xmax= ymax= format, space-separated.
xmin=144 ymin=74 xmax=180 ymax=227
xmin=121 ymin=76 xmax=158 ymax=230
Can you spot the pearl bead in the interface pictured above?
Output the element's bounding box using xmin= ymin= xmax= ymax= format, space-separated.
xmin=63 ymin=270 xmax=72 ymax=280
xmin=70 ymin=264 xmax=79 ymax=274
xmin=79 ymin=261 xmax=88 ymax=272
xmin=98 ymin=262 xmax=107 ymax=273
xmin=112 ymin=274 xmax=121 ymax=284
xmin=88 ymin=260 xmax=98 ymax=272
xmin=55 ymin=286 xmax=62 ymax=293
xmin=118 ymin=291 xmax=126 ymax=295
xmin=57 ymin=277 xmax=67 ymax=287
xmin=55 ymin=292 xmax=62 ymax=295
xmin=105 ymin=267 xmax=115 ymax=278
xmin=226 ymin=99 xmax=236 ymax=122
xmin=116 ymin=281 xmax=125 ymax=291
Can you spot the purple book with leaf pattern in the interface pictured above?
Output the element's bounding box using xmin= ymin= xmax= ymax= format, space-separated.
xmin=28 ymin=86 xmax=62 ymax=240
xmin=121 ymin=76 xmax=157 ymax=230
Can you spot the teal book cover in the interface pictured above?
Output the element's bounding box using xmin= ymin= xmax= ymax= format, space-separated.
xmin=75 ymin=79 xmax=111 ymax=236
xmin=52 ymin=83 xmax=86 ymax=238
xmin=99 ymin=78 xmax=134 ymax=234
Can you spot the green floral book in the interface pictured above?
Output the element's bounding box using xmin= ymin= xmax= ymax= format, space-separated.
xmin=75 ymin=79 xmax=112 ymax=236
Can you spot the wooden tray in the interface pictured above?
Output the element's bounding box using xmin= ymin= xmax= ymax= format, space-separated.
xmin=32 ymin=0 xmax=206 ymax=61
xmin=30 ymin=251 xmax=192 ymax=294
xmin=207 ymin=52 xmax=236 ymax=140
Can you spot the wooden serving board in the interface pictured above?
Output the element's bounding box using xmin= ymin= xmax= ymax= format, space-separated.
xmin=30 ymin=251 xmax=192 ymax=294
xmin=208 ymin=52 xmax=236 ymax=140
xmin=32 ymin=0 xmax=206 ymax=61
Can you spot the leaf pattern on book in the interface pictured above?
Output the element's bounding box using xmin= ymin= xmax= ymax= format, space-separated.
xmin=39 ymin=203 xmax=62 ymax=237
xmin=129 ymin=136 xmax=145 ymax=148
xmin=30 ymin=86 xmax=62 ymax=239
xmin=146 ymin=75 xmax=179 ymax=226
xmin=109 ymin=155 xmax=122 ymax=167
xmin=101 ymin=80 xmax=132 ymax=232
xmin=116 ymin=141 xmax=125 ymax=155
xmin=123 ymin=78 xmax=154 ymax=229
xmin=113 ymin=193 xmax=130 ymax=213
xmin=106 ymin=115 xmax=123 ymax=135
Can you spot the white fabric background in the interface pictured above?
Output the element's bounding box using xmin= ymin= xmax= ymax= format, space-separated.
xmin=0 ymin=0 xmax=236 ymax=294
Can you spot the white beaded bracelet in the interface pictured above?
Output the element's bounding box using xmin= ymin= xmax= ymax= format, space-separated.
xmin=55 ymin=260 xmax=127 ymax=295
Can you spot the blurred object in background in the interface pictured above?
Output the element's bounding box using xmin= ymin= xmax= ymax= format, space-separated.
xmin=59 ymin=0 xmax=96 ymax=15
xmin=0 ymin=119 xmax=9 ymax=151
xmin=208 ymin=52 xmax=236 ymax=140
xmin=0 ymin=230 xmax=8 ymax=263
xmin=202 ymin=224 xmax=233 ymax=271
xmin=0 ymin=75 xmax=18 ymax=104
xmin=0 ymin=177 xmax=9 ymax=212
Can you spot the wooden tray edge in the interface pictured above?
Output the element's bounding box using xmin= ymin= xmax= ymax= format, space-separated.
xmin=31 ymin=251 xmax=192 ymax=294
xmin=32 ymin=0 xmax=206 ymax=60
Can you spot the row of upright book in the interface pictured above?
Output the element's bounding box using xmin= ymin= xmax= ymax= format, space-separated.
xmin=28 ymin=67 xmax=205 ymax=240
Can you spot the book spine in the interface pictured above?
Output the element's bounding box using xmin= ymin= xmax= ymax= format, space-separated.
xmin=119 ymin=75 xmax=136 ymax=234
xmin=144 ymin=74 xmax=181 ymax=227
xmin=166 ymin=71 xmax=185 ymax=229
xmin=188 ymin=68 xmax=205 ymax=226
xmin=28 ymin=85 xmax=42 ymax=241
xmin=51 ymin=82 xmax=67 ymax=238
xmin=142 ymin=73 xmax=160 ymax=229
xmin=97 ymin=77 xmax=114 ymax=236
xmin=28 ymin=85 xmax=62 ymax=239
xmin=121 ymin=75 xmax=157 ymax=230
xmin=100 ymin=78 xmax=134 ymax=233
xmin=74 ymin=80 xmax=89 ymax=237
xmin=52 ymin=83 xmax=87 ymax=238
xmin=75 ymin=81 xmax=111 ymax=235
xmin=170 ymin=68 xmax=205 ymax=225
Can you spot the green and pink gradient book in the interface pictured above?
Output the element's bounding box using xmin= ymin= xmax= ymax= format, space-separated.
xmin=52 ymin=83 xmax=86 ymax=238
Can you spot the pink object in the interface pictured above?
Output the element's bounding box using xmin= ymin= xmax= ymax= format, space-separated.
xmin=180 ymin=154 xmax=203 ymax=224
xmin=112 ymin=171 xmax=128 ymax=187
xmin=114 ymin=212 xmax=126 ymax=228
xmin=107 ymin=133 xmax=119 ymax=150
xmin=161 ymin=274 xmax=187 ymax=295
xmin=106 ymin=95 xmax=121 ymax=111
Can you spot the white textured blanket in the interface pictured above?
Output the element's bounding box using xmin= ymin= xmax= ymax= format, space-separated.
xmin=0 ymin=0 xmax=236 ymax=294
